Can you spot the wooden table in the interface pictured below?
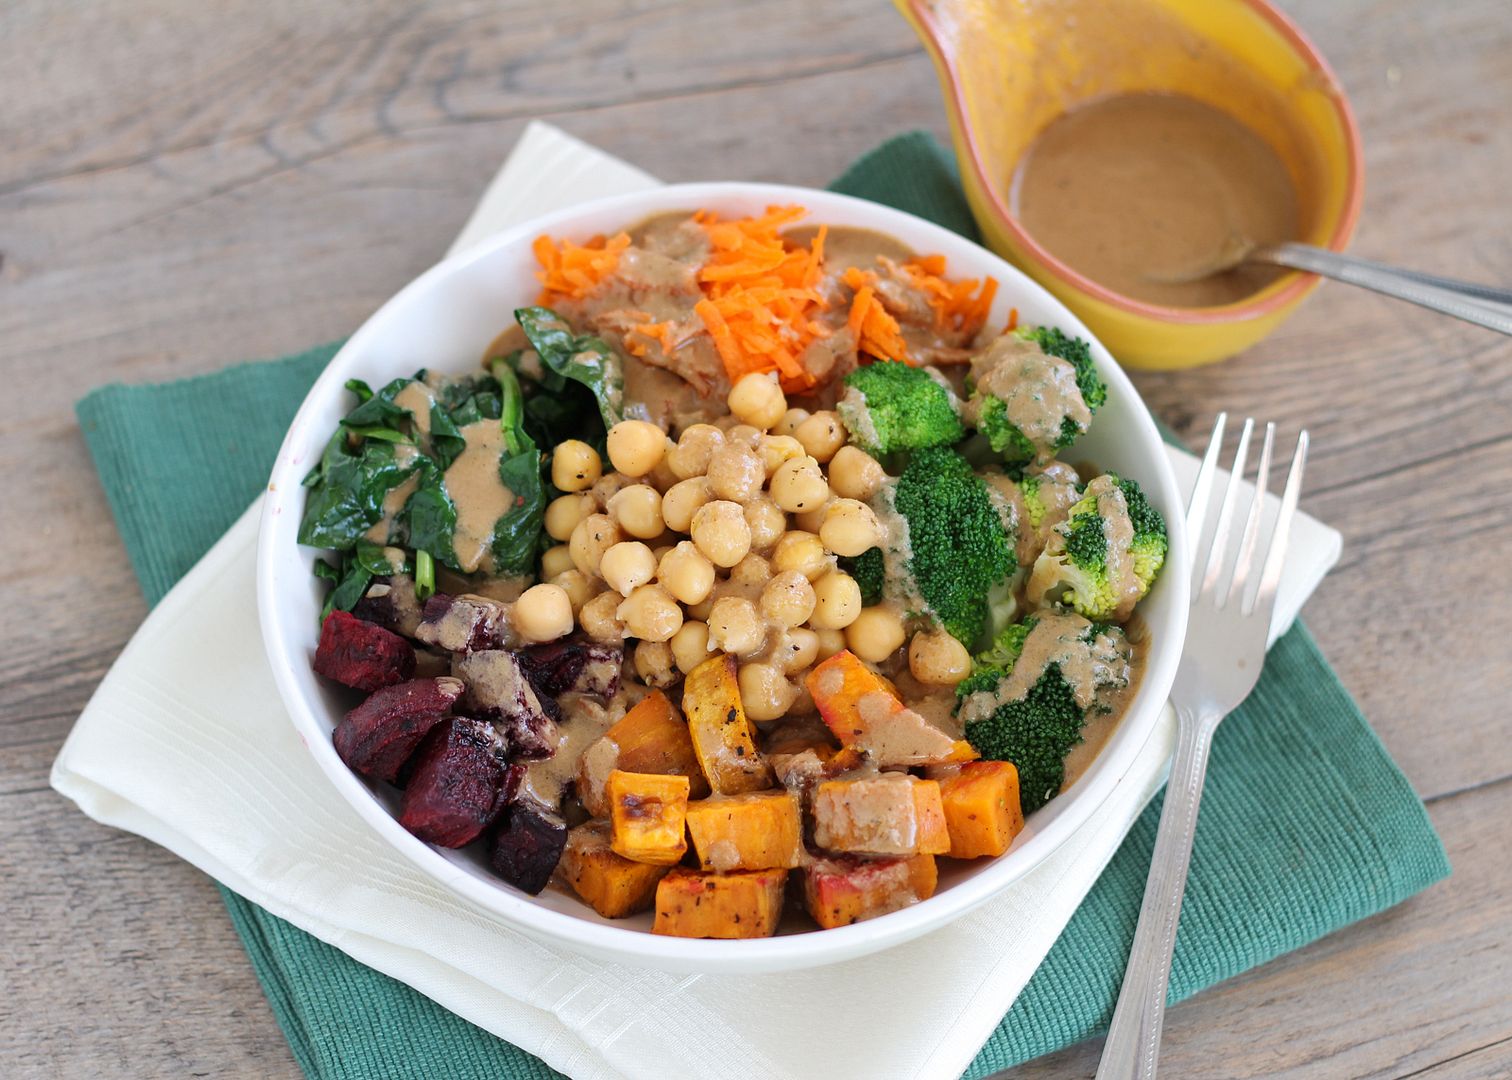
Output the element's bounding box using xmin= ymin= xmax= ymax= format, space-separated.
xmin=3 ymin=1 xmax=1508 ymax=1075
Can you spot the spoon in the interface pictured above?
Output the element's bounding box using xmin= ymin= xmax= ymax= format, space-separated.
xmin=1156 ymin=237 xmax=1512 ymax=335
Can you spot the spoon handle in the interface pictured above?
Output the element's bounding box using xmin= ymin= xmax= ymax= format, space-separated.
xmin=1252 ymin=243 xmax=1512 ymax=335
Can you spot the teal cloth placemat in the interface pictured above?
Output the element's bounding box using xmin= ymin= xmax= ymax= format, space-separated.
xmin=76 ymin=132 xmax=1448 ymax=1079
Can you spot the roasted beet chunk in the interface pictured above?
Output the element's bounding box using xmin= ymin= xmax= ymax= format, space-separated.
xmin=398 ymin=717 xmax=509 ymax=847
xmin=352 ymin=574 xmax=426 ymax=638
xmin=490 ymin=800 xmax=568 ymax=895
xmin=517 ymin=641 xmax=622 ymax=700
xmin=333 ymin=677 xmax=465 ymax=782
xmin=415 ymin=594 xmax=510 ymax=654
xmin=314 ymin=610 xmax=415 ymax=690
xmin=455 ymin=650 xmax=560 ymax=761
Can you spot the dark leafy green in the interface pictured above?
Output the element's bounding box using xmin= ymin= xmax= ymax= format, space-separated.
xmin=314 ymin=540 xmax=402 ymax=622
xmin=297 ymin=431 xmax=422 ymax=550
xmin=487 ymin=362 xmax=547 ymax=576
xmin=400 ymin=459 xmax=460 ymax=570
xmin=515 ymin=306 xmax=625 ymax=429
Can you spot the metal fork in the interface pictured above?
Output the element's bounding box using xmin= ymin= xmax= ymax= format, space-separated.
xmin=1095 ymin=415 xmax=1309 ymax=1080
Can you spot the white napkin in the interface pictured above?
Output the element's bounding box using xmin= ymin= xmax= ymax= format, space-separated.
xmin=52 ymin=122 xmax=1342 ymax=1080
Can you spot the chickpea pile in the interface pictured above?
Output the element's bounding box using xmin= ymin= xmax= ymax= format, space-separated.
xmin=517 ymin=372 xmax=974 ymax=721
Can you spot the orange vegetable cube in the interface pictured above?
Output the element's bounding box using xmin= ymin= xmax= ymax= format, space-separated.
xmin=607 ymin=770 xmax=690 ymax=865
xmin=812 ymin=773 xmax=950 ymax=856
xmin=577 ymin=690 xmax=709 ymax=817
xmin=685 ymin=791 xmax=804 ymax=871
xmin=937 ymin=760 xmax=1025 ymax=859
xmin=652 ymin=867 xmax=788 ymax=939
xmin=806 ymin=650 xmax=977 ymax=767
xmin=682 ymin=655 xmax=773 ymax=795
xmin=559 ymin=822 xmax=669 ymax=918
xmin=804 ymin=854 xmax=938 ymax=928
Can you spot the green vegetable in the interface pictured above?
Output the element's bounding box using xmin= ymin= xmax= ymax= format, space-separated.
xmin=891 ymin=446 xmax=1017 ymax=646
xmin=486 ymin=361 xmax=547 ymax=576
xmin=298 ymin=431 xmax=422 ymax=550
xmin=971 ymin=325 xmax=1107 ymax=470
xmin=844 ymin=547 xmax=886 ymax=607
xmin=514 ymin=306 xmax=625 ymax=430
xmin=836 ymin=361 xmax=963 ymax=455
xmin=314 ymin=540 xmax=404 ymax=622
xmin=414 ymin=549 xmax=435 ymax=602
xmin=1031 ymin=474 xmax=1168 ymax=622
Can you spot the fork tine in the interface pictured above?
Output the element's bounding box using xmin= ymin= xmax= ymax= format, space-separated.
xmin=1250 ymin=429 xmax=1309 ymax=619
xmin=1222 ymin=422 xmax=1275 ymax=609
xmin=1185 ymin=413 xmax=1228 ymax=539
xmin=1198 ymin=417 xmax=1254 ymax=599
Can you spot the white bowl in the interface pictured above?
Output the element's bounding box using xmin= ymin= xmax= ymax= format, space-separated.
xmin=257 ymin=183 xmax=1190 ymax=974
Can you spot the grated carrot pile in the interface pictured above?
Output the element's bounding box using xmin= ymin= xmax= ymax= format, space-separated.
xmin=900 ymin=255 xmax=998 ymax=339
xmin=533 ymin=232 xmax=631 ymax=305
xmin=841 ymin=267 xmax=910 ymax=362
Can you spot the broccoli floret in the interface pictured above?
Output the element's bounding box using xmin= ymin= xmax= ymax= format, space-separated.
xmin=968 ymin=326 xmax=1108 ymax=469
xmin=957 ymin=614 xmax=1129 ymax=812
xmin=837 ymin=361 xmax=964 ymax=455
xmin=1027 ymin=474 xmax=1168 ymax=622
xmin=845 ymin=547 xmax=886 ymax=607
xmin=892 ymin=446 xmax=1017 ymax=645
xmin=1015 ymin=325 xmax=1107 ymax=413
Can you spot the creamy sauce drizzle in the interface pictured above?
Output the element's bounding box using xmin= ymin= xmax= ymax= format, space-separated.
xmin=963 ymin=335 xmax=1090 ymax=463
xmin=957 ymin=612 xmax=1132 ymax=727
xmin=443 ymin=419 xmax=514 ymax=574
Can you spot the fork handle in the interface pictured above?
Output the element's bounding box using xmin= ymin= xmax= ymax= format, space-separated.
xmin=1096 ymin=710 xmax=1220 ymax=1080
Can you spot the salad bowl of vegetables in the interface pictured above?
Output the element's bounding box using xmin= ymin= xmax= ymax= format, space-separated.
xmin=258 ymin=183 xmax=1190 ymax=973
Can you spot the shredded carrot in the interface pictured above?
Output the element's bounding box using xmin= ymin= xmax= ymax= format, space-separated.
xmin=533 ymin=232 xmax=631 ymax=306
xmin=1006 ymin=307 xmax=1019 ymax=333
xmin=900 ymin=255 xmax=998 ymax=339
xmin=841 ymin=268 xmax=909 ymax=362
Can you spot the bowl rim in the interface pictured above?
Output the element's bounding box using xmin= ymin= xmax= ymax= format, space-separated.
xmin=256 ymin=180 xmax=1191 ymax=971
xmin=904 ymin=0 xmax=1365 ymax=325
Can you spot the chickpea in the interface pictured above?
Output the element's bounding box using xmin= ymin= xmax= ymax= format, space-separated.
xmin=727 ymin=371 xmax=788 ymax=430
xmin=820 ymin=498 xmax=882 ymax=557
xmin=739 ymin=662 xmax=798 ymax=723
xmin=794 ymin=410 xmax=847 ymax=464
xmin=661 ymin=476 xmax=713 ymax=533
xmin=600 ymin=541 xmax=657 ymax=596
xmin=814 ymin=627 xmax=848 ymax=662
xmin=777 ymin=627 xmax=820 ymax=674
xmin=728 ymin=553 xmax=772 ymax=592
xmin=540 ymin=543 xmax=575 ymax=580
xmin=744 ymin=495 xmax=787 ymax=552
xmin=545 ymin=492 xmax=596 ymax=542
xmin=794 ymin=503 xmax=830 ymax=534
xmin=706 ymin=444 xmax=765 ymax=503
xmin=670 ymin=620 xmax=716 ymax=674
xmin=634 ymin=640 xmax=679 ymax=689
xmin=908 ymin=629 xmax=974 ymax=686
xmin=774 ymin=407 xmax=810 ymax=438
xmin=607 ymin=484 xmax=664 ymax=539
xmin=550 ymin=569 xmax=596 ymax=615
xmin=550 ymin=439 xmax=601 ymax=492
xmin=667 ymin=424 xmax=724 ymax=479
xmin=616 ymin=584 xmax=683 ymax=642
xmin=605 ymin=420 xmax=667 ymax=478
xmin=511 ymin=583 xmax=574 ymax=643
xmin=657 ymin=541 xmax=716 ymax=606
xmin=579 ymin=590 xmax=625 ymax=643
xmin=647 ymin=441 xmax=681 ymax=493
xmin=827 ymin=445 xmax=886 ymax=502
xmin=706 ymin=596 xmax=766 ymax=657
xmin=845 ymin=606 xmax=907 ymax=662
xmin=589 ymin=470 xmax=634 ymax=510
xmin=771 ymin=530 xmax=831 ymax=582
xmin=769 ymin=455 xmax=830 ymax=513
xmin=760 ymin=570 xmax=817 ymax=628
xmin=808 ymin=570 xmax=863 ymax=630
xmin=757 ymin=434 xmax=805 ymax=477
xmin=569 ymin=514 xmax=622 ymax=578
xmin=685 ymin=595 xmax=715 ymax=622
xmin=690 ymin=500 xmax=752 ymax=568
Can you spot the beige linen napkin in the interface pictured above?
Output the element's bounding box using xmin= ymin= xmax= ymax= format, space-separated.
xmin=52 ymin=122 xmax=1341 ymax=1080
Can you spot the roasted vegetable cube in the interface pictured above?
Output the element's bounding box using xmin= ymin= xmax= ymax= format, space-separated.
xmin=314 ymin=610 xmax=415 ymax=690
xmin=804 ymin=854 xmax=938 ymax=928
xmin=559 ymin=822 xmax=670 ymax=918
xmin=685 ymin=791 xmax=803 ymax=871
xmin=490 ymin=799 xmax=568 ymax=895
xmin=414 ymin=593 xmax=511 ymax=654
xmin=333 ymin=676 xmax=464 ymax=781
xmin=398 ymin=717 xmax=511 ymax=847
xmin=607 ymin=770 xmax=690 ymax=865
xmin=682 ymin=655 xmax=773 ymax=795
xmin=454 ymin=650 xmax=558 ymax=760
xmin=937 ymin=760 xmax=1025 ymax=859
xmin=812 ymin=773 xmax=950 ymax=856
xmin=577 ymin=690 xmax=709 ymax=817
xmin=806 ymin=650 xmax=976 ymax=767
xmin=517 ymin=640 xmax=622 ymax=699
xmin=652 ymin=867 xmax=787 ymax=939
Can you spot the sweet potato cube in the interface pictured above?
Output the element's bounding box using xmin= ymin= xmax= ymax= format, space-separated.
xmin=607 ymin=770 xmax=690 ymax=865
xmin=804 ymin=854 xmax=938 ymax=928
xmin=682 ymin=655 xmax=773 ymax=795
xmin=937 ymin=760 xmax=1025 ymax=859
xmin=577 ymin=690 xmax=709 ymax=818
xmin=806 ymin=650 xmax=977 ymax=767
xmin=685 ymin=791 xmax=803 ymax=871
xmin=652 ymin=867 xmax=787 ymax=939
xmin=559 ymin=822 xmax=669 ymax=918
xmin=812 ymin=773 xmax=950 ymax=856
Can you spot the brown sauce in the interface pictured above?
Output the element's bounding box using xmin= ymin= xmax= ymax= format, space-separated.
xmin=1011 ymin=93 xmax=1299 ymax=308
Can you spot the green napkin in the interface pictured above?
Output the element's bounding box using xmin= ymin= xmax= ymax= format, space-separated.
xmin=76 ymin=132 xmax=1448 ymax=1079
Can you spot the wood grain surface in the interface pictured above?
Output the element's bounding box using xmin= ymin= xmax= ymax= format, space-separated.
xmin=2 ymin=0 xmax=1509 ymax=1076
